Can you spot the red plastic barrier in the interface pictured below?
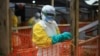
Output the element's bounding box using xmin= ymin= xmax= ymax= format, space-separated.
xmin=10 ymin=27 xmax=94 ymax=56
xmin=9 ymin=48 xmax=37 ymax=56
xmin=11 ymin=32 xmax=33 ymax=49
xmin=78 ymin=36 xmax=98 ymax=56
xmin=11 ymin=31 xmax=72 ymax=56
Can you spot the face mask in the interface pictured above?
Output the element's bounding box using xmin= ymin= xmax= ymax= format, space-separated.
xmin=45 ymin=16 xmax=55 ymax=23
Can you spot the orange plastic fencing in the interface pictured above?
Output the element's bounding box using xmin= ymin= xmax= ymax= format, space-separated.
xmin=11 ymin=32 xmax=32 ymax=49
xmin=36 ymin=41 xmax=72 ymax=56
xmin=10 ymin=26 xmax=99 ymax=56
xmin=9 ymin=28 xmax=38 ymax=56
xmin=10 ymin=27 xmax=73 ymax=56
xmin=78 ymin=36 xmax=99 ymax=56
xmin=9 ymin=48 xmax=37 ymax=56
xmin=11 ymin=33 xmax=72 ymax=56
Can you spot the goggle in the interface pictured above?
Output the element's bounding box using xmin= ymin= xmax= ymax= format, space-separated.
xmin=46 ymin=13 xmax=55 ymax=16
xmin=42 ymin=11 xmax=56 ymax=16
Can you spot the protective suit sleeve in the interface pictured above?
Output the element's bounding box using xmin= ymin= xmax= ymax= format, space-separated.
xmin=32 ymin=23 xmax=52 ymax=48
xmin=51 ymin=32 xmax=72 ymax=44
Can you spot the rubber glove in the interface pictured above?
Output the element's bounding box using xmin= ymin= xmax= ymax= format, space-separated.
xmin=51 ymin=32 xmax=72 ymax=44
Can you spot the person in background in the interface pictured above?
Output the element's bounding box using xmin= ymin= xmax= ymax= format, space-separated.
xmin=9 ymin=8 xmax=21 ymax=49
xmin=32 ymin=5 xmax=72 ymax=56
xmin=28 ymin=17 xmax=35 ymax=26
xmin=9 ymin=8 xmax=18 ymax=27
xmin=28 ymin=12 xmax=41 ymax=26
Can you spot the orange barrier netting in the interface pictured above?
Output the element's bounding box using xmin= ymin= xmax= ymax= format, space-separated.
xmin=11 ymin=32 xmax=32 ymax=49
xmin=10 ymin=28 xmax=38 ymax=56
xmin=9 ymin=27 xmax=98 ymax=56
xmin=78 ymin=36 xmax=99 ymax=56
xmin=9 ymin=48 xmax=37 ymax=56
xmin=9 ymin=28 xmax=73 ymax=56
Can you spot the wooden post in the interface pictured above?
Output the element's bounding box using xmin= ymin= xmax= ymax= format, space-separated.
xmin=51 ymin=0 xmax=54 ymax=6
xmin=98 ymin=0 xmax=100 ymax=56
xmin=0 ymin=0 xmax=10 ymax=56
xmin=70 ymin=0 xmax=79 ymax=56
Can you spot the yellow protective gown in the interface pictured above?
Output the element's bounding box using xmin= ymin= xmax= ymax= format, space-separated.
xmin=12 ymin=15 xmax=18 ymax=27
xmin=32 ymin=20 xmax=60 ymax=48
xmin=28 ymin=17 xmax=35 ymax=26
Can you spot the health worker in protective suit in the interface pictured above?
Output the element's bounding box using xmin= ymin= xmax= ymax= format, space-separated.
xmin=32 ymin=5 xmax=72 ymax=56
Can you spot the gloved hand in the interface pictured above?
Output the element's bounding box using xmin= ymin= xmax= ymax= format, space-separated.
xmin=51 ymin=32 xmax=72 ymax=44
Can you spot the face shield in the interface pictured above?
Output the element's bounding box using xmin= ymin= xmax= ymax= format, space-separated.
xmin=44 ymin=13 xmax=56 ymax=23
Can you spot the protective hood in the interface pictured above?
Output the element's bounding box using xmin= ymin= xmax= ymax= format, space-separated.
xmin=41 ymin=5 xmax=56 ymax=23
